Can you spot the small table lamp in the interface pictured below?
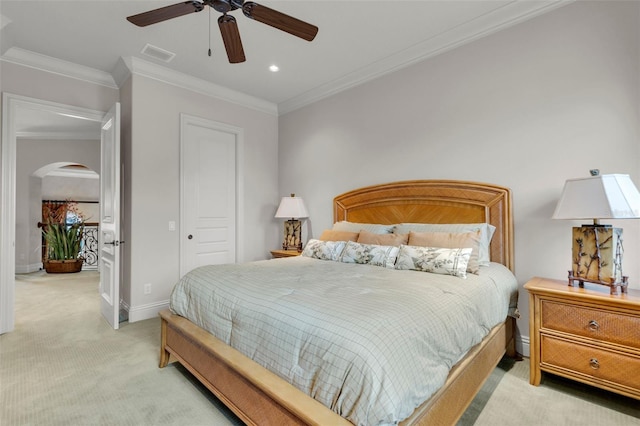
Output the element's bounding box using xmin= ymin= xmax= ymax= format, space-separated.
xmin=552 ymin=170 xmax=640 ymax=294
xmin=275 ymin=194 xmax=308 ymax=251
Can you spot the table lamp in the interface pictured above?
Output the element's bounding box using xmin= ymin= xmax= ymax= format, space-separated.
xmin=275 ymin=194 xmax=308 ymax=251
xmin=552 ymin=170 xmax=640 ymax=294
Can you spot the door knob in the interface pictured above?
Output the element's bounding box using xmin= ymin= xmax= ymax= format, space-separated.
xmin=188 ymin=234 xmax=193 ymax=240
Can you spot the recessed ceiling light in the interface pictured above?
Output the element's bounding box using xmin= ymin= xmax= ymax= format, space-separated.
xmin=269 ymin=65 xmax=279 ymax=72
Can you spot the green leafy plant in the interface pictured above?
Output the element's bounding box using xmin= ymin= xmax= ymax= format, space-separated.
xmin=42 ymin=201 xmax=86 ymax=261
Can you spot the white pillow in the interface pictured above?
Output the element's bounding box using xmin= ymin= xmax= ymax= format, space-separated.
xmin=338 ymin=241 xmax=399 ymax=269
xmin=332 ymin=221 xmax=394 ymax=234
xmin=301 ymin=239 xmax=346 ymax=261
xmin=394 ymin=245 xmax=472 ymax=278
xmin=393 ymin=223 xmax=495 ymax=266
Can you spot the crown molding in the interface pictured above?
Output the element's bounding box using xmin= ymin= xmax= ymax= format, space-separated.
xmin=0 ymin=47 xmax=118 ymax=89
xmin=1 ymin=14 xmax=11 ymax=30
xmin=15 ymin=131 xmax=100 ymax=141
xmin=279 ymin=0 xmax=574 ymax=115
xmin=46 ymin=168 xmax=99 ymax=179
xmin=1 ymin=48 xmax=277 ymax=116
xmin=111 ymin=57 xmax=132 ymax=89
xmin=116 ymin=56 xmax=278 ymax=116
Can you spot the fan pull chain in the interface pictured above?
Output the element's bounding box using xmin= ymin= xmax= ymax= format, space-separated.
xmin=208 ymin=7 xmax=212 ymax=57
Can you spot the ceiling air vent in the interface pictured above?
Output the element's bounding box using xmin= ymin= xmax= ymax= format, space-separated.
xmin=140 ymin=43 xmax=175 ymax=63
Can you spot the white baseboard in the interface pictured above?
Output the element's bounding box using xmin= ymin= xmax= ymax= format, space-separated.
xmin=517 ymin=335 xmax=530 ymax=358
xmin=127 ymin=300 xmax=169 ymax=322
xmin=15 ymin=263 xmax=42 ymax=274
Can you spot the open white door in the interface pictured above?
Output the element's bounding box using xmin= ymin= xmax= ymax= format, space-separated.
xmin=99 ymin=103 xmax=121 ymax=329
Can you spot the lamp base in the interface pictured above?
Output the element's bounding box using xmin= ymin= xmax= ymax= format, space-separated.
xmin=570 ymin=225 xmax=623 ymax=291
xmin=567 ymin=271 xmax=628 ymax=295
xmin=281 ymin=219 xmax=302 ymax=252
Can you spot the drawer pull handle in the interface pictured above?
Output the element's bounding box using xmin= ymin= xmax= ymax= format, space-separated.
xmin=589 ymin=358 xmax=600 ymax=370
xmin=588 ymin=320 xmax=599 ymax=331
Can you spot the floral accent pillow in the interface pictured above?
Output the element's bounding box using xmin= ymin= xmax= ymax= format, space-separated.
xmin=338 ymin=241 xmax=399 ymax=269
xmin=301 ymin=239 xmax=346 ymax=261
xmin=394 ymin=245 xmax=472 ymax=278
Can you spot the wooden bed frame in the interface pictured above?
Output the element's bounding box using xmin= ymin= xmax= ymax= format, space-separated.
xmin=159 ymin=179 xmax=517 ymax=425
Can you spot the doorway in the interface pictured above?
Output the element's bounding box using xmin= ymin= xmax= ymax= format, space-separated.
xmin=36 ymin=163 xmax=101 ymax=271
xmin=1 ymin=93 xmax=106 ymax=334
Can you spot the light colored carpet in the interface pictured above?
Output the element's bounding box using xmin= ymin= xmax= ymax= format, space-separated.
xmin=1 ymin=271 xmax=638 ymax=426
xmin=460 ymin=357 xmax=640 ymax=426
xmin=2 ymin=271 xmax=241 ymax=426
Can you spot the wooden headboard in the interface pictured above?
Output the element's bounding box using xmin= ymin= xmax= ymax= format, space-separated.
xmin=333 ymin=180 xmax=514 ymax=272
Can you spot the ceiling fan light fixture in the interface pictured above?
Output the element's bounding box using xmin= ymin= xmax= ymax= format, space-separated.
xmin=211 ymin=0 xmax=236 ymax=14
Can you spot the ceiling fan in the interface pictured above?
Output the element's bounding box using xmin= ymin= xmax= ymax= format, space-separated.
xmin=127 ymin=0 xmax=318 ymax=64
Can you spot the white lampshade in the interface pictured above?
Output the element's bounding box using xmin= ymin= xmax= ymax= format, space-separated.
xmin=275 ymin=194 xmax=308 ymax=219
xmin=552 ymin=174 xmax=640 ymax=222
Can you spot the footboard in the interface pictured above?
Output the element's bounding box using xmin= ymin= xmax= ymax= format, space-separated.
xmin=159 ymin=310 xmax=351 ymax=426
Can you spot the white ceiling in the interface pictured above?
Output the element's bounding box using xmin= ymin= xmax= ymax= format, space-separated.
xmin=1 ymin=0 xmax=571 ymax=135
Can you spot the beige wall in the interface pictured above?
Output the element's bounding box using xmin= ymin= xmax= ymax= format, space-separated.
xmin=125 ymin=74 xmax=279 ymax=321
xmin=278 ymin=1 xmax=640 ymax=355
xmin=42 ymin=175 xmax=100 ymax=202
xmin=0 ymin=62 xmax=120 ymax=112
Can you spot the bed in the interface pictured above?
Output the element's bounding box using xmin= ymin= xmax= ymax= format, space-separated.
xmin=159 ymin=179 xmax=519 ymax=425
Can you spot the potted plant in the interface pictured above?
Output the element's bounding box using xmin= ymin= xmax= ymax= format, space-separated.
xmin=41 ymin=200 xmax=86 ymax=273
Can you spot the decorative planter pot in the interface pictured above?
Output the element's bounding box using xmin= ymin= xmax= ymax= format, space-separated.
xmin=44 ymin=259 xmax=83 ymax=273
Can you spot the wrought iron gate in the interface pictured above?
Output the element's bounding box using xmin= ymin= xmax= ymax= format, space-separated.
xmin=81 ymin=224 xmax=99 ymax=270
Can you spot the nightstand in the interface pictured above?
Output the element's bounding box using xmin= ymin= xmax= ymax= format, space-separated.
xmin=270 ymin=249 xmax=301 ymax=258
xmin=524 ymin=276 xmax=640 ymax=400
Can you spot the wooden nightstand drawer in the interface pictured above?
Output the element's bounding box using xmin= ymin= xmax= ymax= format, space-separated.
xmin=541 ymin=300 xmax=640 ymax=347
xmin=541 ymin=335 xmax=640 ymax=394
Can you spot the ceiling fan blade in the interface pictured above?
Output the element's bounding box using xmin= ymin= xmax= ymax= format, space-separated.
xmin=127 ymin=1 xmax=204 ymax=27
xmin=242 ymin=2 xmax=318 ymax=42
xmin=218 ymin=15 xmax=246 ymax=64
